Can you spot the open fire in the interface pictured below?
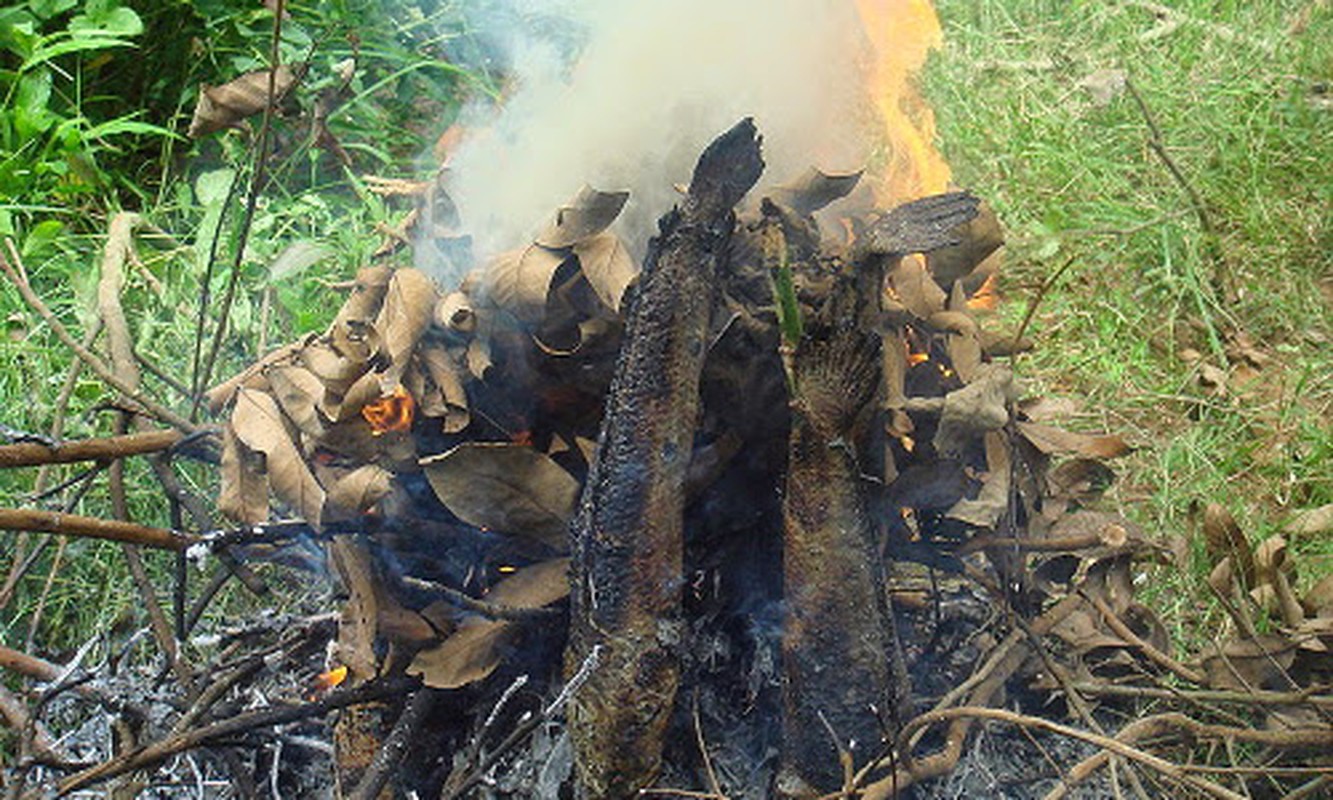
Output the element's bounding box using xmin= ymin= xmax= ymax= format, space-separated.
xmin=6 ymin=1 xmax=1327 ymax=799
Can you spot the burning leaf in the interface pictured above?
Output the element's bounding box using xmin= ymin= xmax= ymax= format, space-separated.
xmin=535 ymin=185 xmax=629 ymax=249
xmin=361 ymin=385 xmax=415 ymax=436
xmin=219 ymin=424 xmax=269 ymax=525
xmin=407 ymin=558 xmax=571 ymax=689
xmin=421 ymin=443 xmax=580 ymax=548
xmin=374 ymin=268 xmax=439 ymax=386
xmin=231 ymin=388 xmax=326 ymax=527
xmin=266 ymin=364 xmax=327 ymax=439
xmin=188 ymin=66 xmax=296 ymax=139
xmin=1016 ymin=421 xmax=1131 ymax=459
xmin=572 ymin=233 xmax=638 ymax=313
xmin=313 ymin=665 xmax=348 ymax=694
xmin=768 ymin=167 xmax=863 ymax=215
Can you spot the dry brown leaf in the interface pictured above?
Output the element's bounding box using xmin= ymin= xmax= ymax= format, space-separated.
xmin=231 ymin=388 xmax=326 ymax=527
xmin=481 ymin=245 xmax=568 ymax=324
xmin=1303 ymin=573 xmax=1333 ymax=617
xmin=332 ymin=265 xmax=394 ymax=329
xmin=434 ymin=291 xmax=476 ymax=334
xmin=1285 ymin=503 xmax=1333 ymax=538
xmin=1203 ymin=503 xmax=1254 ymax=590
xmin=767 ymin=167 xmax=863 ymax=215
xmin=1016 ymin=421 xmax=1130 ymax=459
xmin=219 ymin=424 xmax=268 ymax=524
xmin=266 ymin=364 xmax=327 ymax=439
xmin=1018 ymin=396 xmax=1081 ymax=422
xmin=329 ymin=537 xmax=380 ymax=681
xmin=947 ymin=430 xmax=1010 ymax=528
xmin=887 ymin=255 xmax=947 ymax=320
xmin=375 ymin=268 xmax=439 ymax=386
xmin=325 ymin=464 xmax=394 ymax=518
xmin=407 ymin=558 xmax=570 ymax=689
xmin=572 ymin=233 xmax=637 ymax=313
xmin=416 ymin=344 xmax=470 ymax=434
xmin=421 ymin=443 xmax=579 ymax=548
xmin=932 ymin=365 xmax=1015 ymax=456
xmin=534 ymin=185 xmax=629 ymax=249
xmin=206 ymin=342 xmax=298 ymax=414
xmin=1201 ymin=634 xmax=1297 ymax=691
xmin=189 ymin=66 xmax=296 ymax=139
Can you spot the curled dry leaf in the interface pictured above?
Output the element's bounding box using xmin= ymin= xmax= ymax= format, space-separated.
xmin=1285 ymin=503 xmax=1333 ymax=538
xmin=1015 ymin=421 xmax=1131 ymax=459
xmin=1203 ymin=503 xmax=1255 ymax=590
xmin=324 ymin=464 xmax=394 ymax=519
xmin=481 ymin=245 xmax=568 ymax=324
xmin=886 ymin=255 xmax=947 ymax=320
xmin=219 ymin=424 xmax=268 ymax=525
xmin=189 ymin=66 xmax=297 ymax=139
xmin=332 ymin=265 xmax=394 ymax=329
xmin=434 ymin=291 xmax=476 ymax=334
xmin=416 ymin=343 xmax=470 ymax=434
xmin=407 ymin=558 xmax=571 ymax=689
xmin=421 ymin=442 xmax=579 ymax=548
xmin=206 ymin=342 xmax=298 ymax=414
xmin=375 ymin=268 xmax=439 ymax=387
xmin=933 ymin=364 xmax=1016 ymax=457
xmin=767 ymin=167 xmax=863 ymax=216
xmin=231 ymin=388 xmax=326 ymax=528
xmin=534 ymin=185 xmax=629 ymax=249
xmin=572 ymin=233 xmax=637 ymax=313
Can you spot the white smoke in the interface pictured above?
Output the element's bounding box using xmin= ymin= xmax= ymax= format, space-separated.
xmin=438 ymin=0 xmax=873 ymax=269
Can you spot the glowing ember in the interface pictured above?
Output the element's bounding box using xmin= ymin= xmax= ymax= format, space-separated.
xmin=362 ymin=385 xmax=415 ymax=435
xmin=854 ymin=0 xmax=952 ymax=205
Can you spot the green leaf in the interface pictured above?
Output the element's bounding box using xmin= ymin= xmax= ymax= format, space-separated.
xmin=85 ymin=116 xmax=182 ymax=141
xmin=21 ymin=218 xmax=63 ymax=258
xmin=21 ymin=34 xmax=135 ymax=70
xmin=13 ymin=69 xmax=55 ymax=140
xmin=28 ymin=0 xmax=79 ymax=21
xmin=195 ymin=168 xmax=236 ymax=206
xmin=0 ymin=16 xmax=38 ymax=60
xmin=69 ymin=0 xmax=143 ymax=37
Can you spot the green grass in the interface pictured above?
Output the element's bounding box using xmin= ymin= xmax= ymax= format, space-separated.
xmin=925 ymin=0 xmax=1333 ymax=638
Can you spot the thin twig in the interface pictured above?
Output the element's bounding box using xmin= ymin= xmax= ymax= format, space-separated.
xmin=1 ymin=239 xmax=196 ymax=433
xmin=0 ymin=507 xmax=197 ymax=551
xmin=399 ymin=575 xmax=562 ymax=621
xmin=1012 ymin=253 xmax=1076 ymax=354
xmin=0 ymin=430 xmax=183 ymax=468
xmin=192 ymin=2 xmax=286 ymax=418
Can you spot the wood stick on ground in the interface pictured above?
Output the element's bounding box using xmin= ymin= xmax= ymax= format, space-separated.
xmin=1 ymin=239 xmax=197 ymax=433
xmin=0 ymin=508 xmax=197 ymax=551
xmin=896 ymin=707 xmax=1248 ymax=800
xmin=0 ymin=430 xmax=184 ymax=469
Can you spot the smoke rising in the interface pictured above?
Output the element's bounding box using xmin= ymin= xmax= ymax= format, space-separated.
xmin=438 ymin=0 xmax=874 ymax=269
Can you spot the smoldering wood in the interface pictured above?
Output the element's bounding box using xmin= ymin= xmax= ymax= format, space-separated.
xmin=565 ymin=118 xmax=764 ymax=798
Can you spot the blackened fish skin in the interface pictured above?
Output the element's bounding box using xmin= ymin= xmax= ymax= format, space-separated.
xmin=566 ymin=118 xmax=764 ymax=799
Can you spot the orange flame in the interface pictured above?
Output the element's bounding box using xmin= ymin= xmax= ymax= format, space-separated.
xmin=313 ymin=664 xmax=348 ymax=694
xmin=362 ymin=385 xmax=415 ymax=435
xmin=965 ymin=273 xmax=1000 ymax=310
xmin=855 ymin=0 xmax=952 ymax=205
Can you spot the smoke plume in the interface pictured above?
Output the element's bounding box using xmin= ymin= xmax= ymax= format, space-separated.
xmin=436 ymin=0 xmax=875 ymax=272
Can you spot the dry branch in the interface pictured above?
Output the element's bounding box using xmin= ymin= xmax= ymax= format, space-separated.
xmin=0 ymin=508 xmax=196 ymax=551
xmin=0 ymin=430 xmax=183 ymax=468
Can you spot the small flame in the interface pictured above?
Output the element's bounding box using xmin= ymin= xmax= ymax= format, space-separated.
xmin=855 ymin=0 xmax=952 ymax=205
xmin=362 ymin=385 xmax=415 ymax=435
xmin=313 ymin=664 xmax=348 ymax=694
xmin=966 ymin=273 xmax=1000 ymax=311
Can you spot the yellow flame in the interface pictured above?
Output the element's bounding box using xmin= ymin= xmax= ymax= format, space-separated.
xmin=855 ymin=0 xmax=952 ymax=204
